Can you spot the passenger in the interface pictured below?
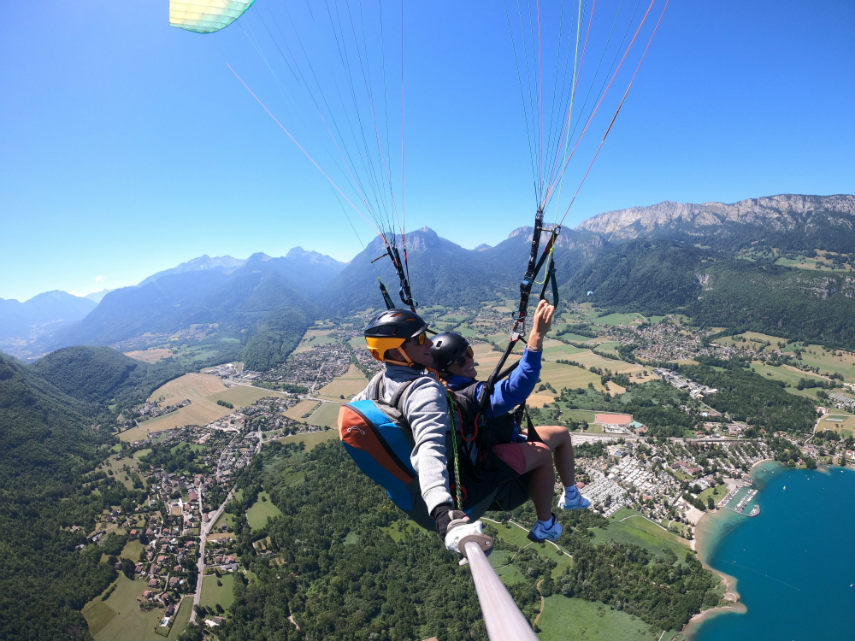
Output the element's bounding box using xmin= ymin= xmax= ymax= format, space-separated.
xmin=430 ymin=300 xmax=589 ymax=543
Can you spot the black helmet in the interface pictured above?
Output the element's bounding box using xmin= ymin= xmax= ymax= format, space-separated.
xmin=364 ymin=309 xmax=429 ymax=362
xmin=430 ymin=332 xmax=471 ymax=372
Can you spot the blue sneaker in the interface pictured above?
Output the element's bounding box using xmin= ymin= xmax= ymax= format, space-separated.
xmin=558 ymin=485 xmax=590 ymax=510
xmin=528 ymin=515 xmax=562 ymax=542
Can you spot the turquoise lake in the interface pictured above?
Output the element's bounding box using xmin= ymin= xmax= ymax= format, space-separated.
xmin=692 ymin=465 xmax=855 ymax=641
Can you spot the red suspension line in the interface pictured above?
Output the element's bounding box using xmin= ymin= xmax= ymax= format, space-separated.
xmin=543 ymin=0 xmax=596 ymax=198
xmin=539 ymin=0 xmax=655 ymax=215
xmin=558 ymin=0 xmax=671 ymax=227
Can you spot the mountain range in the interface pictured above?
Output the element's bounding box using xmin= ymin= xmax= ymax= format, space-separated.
xmin=2 ymin=193 xmax=854 ymax=362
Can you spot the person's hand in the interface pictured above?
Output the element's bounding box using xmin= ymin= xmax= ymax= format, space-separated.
xmin=432 ymin=505 xmax=493 ymax=556
xmin=432 ymin=504 xmax=466 ymax=538
xmin=527 ymin=299 xmax=555 ymax=351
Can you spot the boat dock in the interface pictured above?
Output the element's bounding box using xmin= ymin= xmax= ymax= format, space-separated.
xmin=722 ymin=485 xmax=760 ymax=517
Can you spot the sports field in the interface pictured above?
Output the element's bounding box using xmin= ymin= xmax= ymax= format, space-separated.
xmin=816 ymin=413 xmax=855 ymax=438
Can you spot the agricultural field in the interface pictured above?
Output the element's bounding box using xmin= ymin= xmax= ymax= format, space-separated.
xmin=121 ymin=374 xmax=285 ymax=442
xmin=791 ymin=344 xmax=855 ymax=380
xmin=277 ymin=429 xmax=338 ymax=451
xmin=595 ymin=312 xmax=648 ymax=326
xmin=124 ymin=348 xmax=174 ymax=363
xmin=293 ymin=328 xmax=338 ymax=353
xmin=315 ymin=364 xmax=369 ymax=400
xmin=539 ymin=361 xmax=604 ymax=394
xmin=307 ymin=402 xmax=343 ymax=428
xmin=748 ymin=362 xmax=829 ymax=400
xmin=284 ymin=399 xmax=320 ymax=420
xmin=83 ymin=575 xmax=191 ymax=641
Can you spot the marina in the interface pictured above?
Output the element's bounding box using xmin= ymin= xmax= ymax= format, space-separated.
xmin=721 ymin=485 xmax=761 ymax=517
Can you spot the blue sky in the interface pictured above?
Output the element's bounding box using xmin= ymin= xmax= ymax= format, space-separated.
xmin=2 ymin=0 xmax=853 ymax=302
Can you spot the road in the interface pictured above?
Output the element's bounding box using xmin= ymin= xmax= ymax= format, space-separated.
xmin=189 ymin=485 xmax=236 ymax=624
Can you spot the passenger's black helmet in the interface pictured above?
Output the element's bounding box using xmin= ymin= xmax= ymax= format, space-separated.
xmin=364 ymin=309 xmax=429 ymax=362
xmin=430 ymin=332 xmax=471 ymax=372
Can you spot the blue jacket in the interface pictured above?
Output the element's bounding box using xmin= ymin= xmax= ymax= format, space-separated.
xmin=446 ymin=347 xmax=542 ymax=418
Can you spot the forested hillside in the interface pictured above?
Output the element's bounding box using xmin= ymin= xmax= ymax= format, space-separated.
xmin=214 ymin=442 xmax=720 ymax=641
xmin=0 ymin=353 xmax=131 ymax=641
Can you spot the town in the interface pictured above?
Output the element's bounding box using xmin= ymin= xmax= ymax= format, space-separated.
xmin=82 ymin=313 xmax=855 ymax=634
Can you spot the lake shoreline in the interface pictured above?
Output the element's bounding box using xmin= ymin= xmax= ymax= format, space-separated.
xmin=681 ymin=459 xmax=781 ymax=639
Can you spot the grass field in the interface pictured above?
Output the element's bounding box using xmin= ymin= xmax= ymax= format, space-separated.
xmin=276 ymin=429 xmax=338 ymax=451
xmin=285 ymin=399 xmax=319 ymax=420
xmin=816 ymin=413 xmax=855 ymax=438
xmin=537 ymin=596 xmax=660 ymax=641
xmin=121 ymin=539 xmax=145 ymax=562
xmin=293 ymin=328 xmax=337 ymax=353
xmin=487 ymin=519 xmax=573 ymax=580
xmin=124 ymin=348 xmax=174 ymax=363
xmin=698 ymin=484 xmax=729 ymax=507
xmin=595 ymin=312 xmax=647 ymax=326
xmin=540 ymin=360 xmax=603 ymax=392
xmin=200 ymin=573 xmax=235 ymax=612
xmin=97 ymin=453 xmax=141 ymax=490
xmin=307 ymin=402 xmax=343 ymax=428
xmin=83 ymin=575 xmax=191 ymax=641
xmin=716 ymin=333 xmax=855 ymax=381
xmin=589 ymin=508 xmax=690 ymax=562
xmin=246 ymin=491 xmax=283 ymax=530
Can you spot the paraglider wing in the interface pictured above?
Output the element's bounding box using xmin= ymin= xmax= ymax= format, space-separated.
xmin=169 ymin=0 xmax=255 ymax=34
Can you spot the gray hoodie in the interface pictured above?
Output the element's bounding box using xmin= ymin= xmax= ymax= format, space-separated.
xmin=353 ymin=364 xmax=452 ymax=514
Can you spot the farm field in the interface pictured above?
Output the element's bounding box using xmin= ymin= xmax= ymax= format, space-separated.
xmin=748 ymin=362 xmax=829 ymax=400
xmin=293 ymin=328 xmax=337 ymax=353
xmin=307 ymin=401 xmax=342 ymax=428
xmin=315 ymin=364 xmax=368 ymax=400
xmin=83 ymin=575 xmax=191 ymax=641
xmin=122 ymin=374 xmax=285 ymax=442
xmin=276 ymin=429 xmax=337 ymax=451
xmin=284 ymin=399 xmax=319 ymax=420
xmin=124 ymin=348 xmax=173 ymax=363
xmin=540 ymin=360 xmax=603 ymax=393
xmin=595 ymin=312 xmax=647 ymax=326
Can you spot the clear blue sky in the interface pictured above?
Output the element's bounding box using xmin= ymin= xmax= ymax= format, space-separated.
xmin=2 ymin=0 xmax=853 ymax=302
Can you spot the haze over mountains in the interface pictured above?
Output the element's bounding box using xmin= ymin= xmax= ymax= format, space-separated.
xmin=2 ymin=193 xmax=853 ymax=361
